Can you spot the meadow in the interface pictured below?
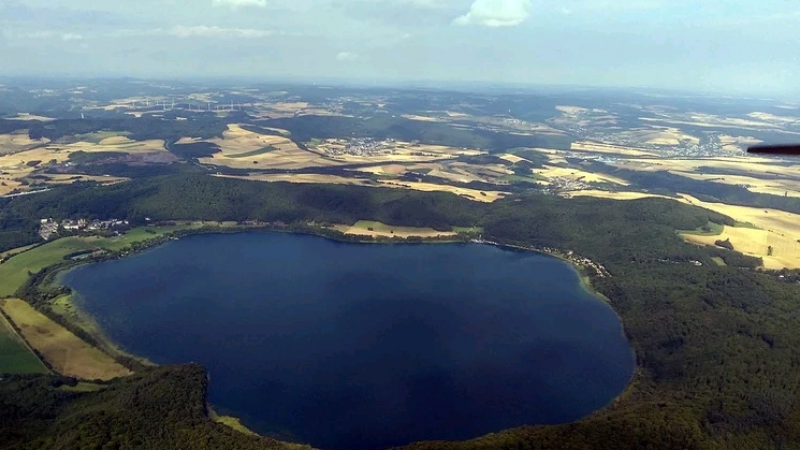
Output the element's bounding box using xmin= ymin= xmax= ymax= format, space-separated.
xmin=330 ymin=220 xmax=458 ymax=239
xmin=0 ymin=225 xmax=196 ymax=297
xmin=0 ymin=305 xmax=49 ymax=374
xmin=0 ymin=298 xmax=130 ymax=380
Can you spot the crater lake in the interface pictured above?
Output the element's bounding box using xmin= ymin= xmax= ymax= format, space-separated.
xmin=62 ymin=232 xmax=635 ymax=450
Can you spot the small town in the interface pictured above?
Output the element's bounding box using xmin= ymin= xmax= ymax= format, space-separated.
xmin=39 ymin=218 xmax=130 ymax=240
xmin=324 ymin=138 xmax=397 ymax=157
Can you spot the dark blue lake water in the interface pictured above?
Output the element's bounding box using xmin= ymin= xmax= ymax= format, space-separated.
xmin=63 ymin=232 xmax=634 ymax=450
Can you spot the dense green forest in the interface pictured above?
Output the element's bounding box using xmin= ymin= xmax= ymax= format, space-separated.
xmin=2 ymin=175 xmax=800 ymax=449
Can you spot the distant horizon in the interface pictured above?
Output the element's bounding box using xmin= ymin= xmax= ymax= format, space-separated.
xmin=1 ymin=74 xmax=797 ymax=102
xmin=2 ymin=0 xmax=799 ymax=101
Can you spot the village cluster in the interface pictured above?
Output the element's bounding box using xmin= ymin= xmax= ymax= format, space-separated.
xmin=39 ymin=218 xmax=130 ymax=240
xmin=323 ymin=138 xmax=398 ymax=157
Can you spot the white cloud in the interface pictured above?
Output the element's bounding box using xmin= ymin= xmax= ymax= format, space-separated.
xmin=453 ymin=0 xmax=531 ymax=27
xmin=336 ymin=51 xmax=359 ymax=61
xmin=211 ymin=0 xmax=268 ymax=9
xmin=168 ymin=25 xmax=275 ymax=38
xmin=61 ymin=33 xmax=83 ymax=41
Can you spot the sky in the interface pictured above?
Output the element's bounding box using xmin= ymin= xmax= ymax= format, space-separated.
xmin=1 ymin=0 xmax=799 ymax=96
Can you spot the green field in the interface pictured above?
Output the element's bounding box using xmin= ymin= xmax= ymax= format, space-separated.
xmin=501 ymin=174 xmax=546 ymax=184
xmin=0 ymin=238 xmax=97 ymax=296
xmin=0 ymin=225 xmax=194 ymax=297
xmin=0 ymin=244 xmax=38 ymax=259
xmin=75 ymin=131 xmax=130 ymax=144
xmin=677 ymin=221 xmax=725 ymax=236
xmin=0 ymin=306 xmax=48 ymax=374
xmin=58 ymin=382 xmax=107 ymax=392
xmin=452 ymin=226 xmax=484 ymax=233
xmin=711 ymin=256 xmax=727 ymax=266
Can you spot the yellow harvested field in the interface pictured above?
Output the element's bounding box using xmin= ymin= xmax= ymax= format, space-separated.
xmin=270 ymin=102 xmax=309 ymax=111
xmin=0 ymin=138 xmax=165 ymax=182
xmin=611 ymin=156 xmax=800 ymax=179
xmin=1 ymin=299 xmax=131 ymax=380
xmin=352 ymin=164 xmax=408 ymax=176
xmin=200 ymin=124 xmax=332 ymax=169
xmin=402 ymin=114 xmax=442 ymax=122
xmin=427 ymin=169 xmax=478 ymax=184
xmin=445 ymin=111 xmax=470 ymax=118
xmin=57 ymin=138 xmax=166 ymax=155
xmin=377 ymin=180 xmax=507 ymax=202
xmin=210 ymin=124 xmax=300 ymax=156
xmin=566 ymin=189 xmax=800 ymax=269
xmin=569 ymin=190 xmax=674 ymax=201
xmin=214 ymin=173 xmax=373 ymax=186
xmin=682 ymin=227 xmax=800 ymax=270
xmin=677 ymin=194 xmax=800 ymax=269
xmin=670 ymin=171 xmax=800 ymax=198
xmin=315 ymin=140 xmax=482 ymax=165
xmin=201 ymin=148 xmax=336 ymax=170
xmin=747 ymin=112 xmax=800 ymax=125
xmin=536 ymin=165 xmax=630 ymax=185
xmin=7 ymin=114 xmax=55 ymax=122
xmin=0 ymin=131 xmax=50 ymax=154
xmin=331 ymin=221 xmax=456 ymax=239
xmin=641 ymin=127 xmax=701 ymax=146
xmin=500 ymin=154 xmax=526 ymax=164
xmin=556 ymin=105 xmax=589 ymax=114
xmin=641 ymin=115 xmax=800 ymax=133
xmin=175 ymin=137 xmax=201 ymax=144
xmin=0 ymin=179 xmax=23 ymax=196
xmin=262 ymin=127 xmax=291 ymax=136
xmin=570 ymin=141 xmax=660 ymax=157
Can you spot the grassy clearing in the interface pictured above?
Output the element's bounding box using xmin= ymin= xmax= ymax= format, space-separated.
xmin=0 ymin=225 xmax=198 ymax=296
xmin=0 ymin=305 xmax=48 ymax=374
xmin=332 ymin=220 xmax=457 ymax=239
xmin=0 ymin=243 xmax=38 ymax=260
xmin=75 ymin=131 xmax=129 ymax=144
xmin=58 ymin=381 xmax=107 ymax=392
xmin=209 ymin=409 xmax=259 ymax=437
xmin=1 ymin=299 xmax=130 ymax=380
xmin=0 ymin=238 xmax=97 ymax=296
xmin=453 ymin=226 xmax=484 ymax=234
xmin=678 ymin=221 xmax=725 ymax=236
xmin=711 ymin=257 xmax=727 ymax=266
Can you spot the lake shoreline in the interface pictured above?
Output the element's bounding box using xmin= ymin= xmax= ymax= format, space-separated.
xmin=27 ymin=222 xmax=635 ymax=444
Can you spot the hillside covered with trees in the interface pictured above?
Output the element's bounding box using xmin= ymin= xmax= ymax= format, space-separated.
xmin=1 ymin=175 xmax=799 ymax=450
